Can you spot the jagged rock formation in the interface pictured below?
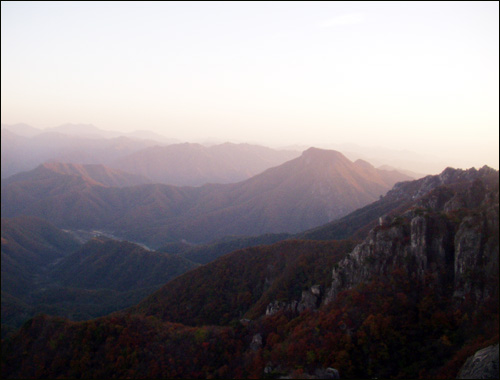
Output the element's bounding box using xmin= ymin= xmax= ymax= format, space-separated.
xmin=250 ymin=333 xmax=263 ymax=351
xmin=389 ymin=166 xmax=497 ymax=201
xmin=265 ymin=300 xmax=298 ymax=316
xmin=325 ymin=167 xmax=499 ymax=306
xmin=266 ymin=285 xmax=323 ymax=316
xmin=299 ymin=165 xmax=497 ymax=242
xmin=457 ymin=344 xmax=499 ymax=379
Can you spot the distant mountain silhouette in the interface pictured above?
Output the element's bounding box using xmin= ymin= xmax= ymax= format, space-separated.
xmin=48 ymin=123 xmax=181 ymax=144
xmin=1 ymin=128 xmax=300 ymax=186
xmin=173 ymin=148 xmax=411 ymax=236
xmin=377 ymin=164 xmax=425 ymax=179
xmin=0 ymin=123 xmax=43 ymax=137
xmin=1 ymin=129 xmax=161 ymax=178
xmin=1 ymin=148 xmax=410 ymax=246
xmin=111 ymin=142 xmax=300 ymax=186
xmin=2 ymin=162 xmax=151 ymax=188
xmin=1 ymin=123 xmax=180 ymax=143
xmin=49 ymin=123 xmax=107 ymax=138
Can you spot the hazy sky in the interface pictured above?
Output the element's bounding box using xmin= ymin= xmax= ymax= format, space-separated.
xmin=1 ymin=1 xmax=499 ymax=169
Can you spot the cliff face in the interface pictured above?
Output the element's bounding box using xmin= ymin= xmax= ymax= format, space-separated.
xmin=457 ymin=343 xmax=499 ymax=379
xmin=266 ymin=285 xmax=323 ymax=316
xmin=325 ymin=168 xmax=499 ymax=306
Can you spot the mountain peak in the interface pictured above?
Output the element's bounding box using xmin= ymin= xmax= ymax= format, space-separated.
xmin=40 ymin=161 xmax=83 ymax=174
xmin=301 ymin=147 xmax=350 ymax=165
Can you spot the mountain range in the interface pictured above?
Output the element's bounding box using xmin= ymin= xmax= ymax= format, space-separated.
xmin=298 ymin=164 xmax=499 ymax=241
xmin=111 ymin=142 xmax=300 ymax=186
xmin=1 ymin=122 xmax=180 ymax=142
xmin=1 ymin=148 xmax=411 ymax=246
xmin=133 ymin=165 xmax=499 ymax=326
xmin=1 ymin=125 xmax=299 ymax=185
xmin=2 ymin=162 xmax=151 ymax=188
xmin=2 ymin=165 xmax=497 ymax=379
xmin=1 ymin=128 xmax=160 ymax=179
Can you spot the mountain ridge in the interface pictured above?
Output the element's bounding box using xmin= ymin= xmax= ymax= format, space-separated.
xmin=1 ymin=129 xmax=162 ymax=178
xmin=298 ymin=164 xmax=498 ymax=241
xmin=2 ymin=162 xmax=152 ymax=189
xmin=1 ymin=148 xmax=411 ymax=246
xmin=111 ymin=142 xmax=300 ymax=186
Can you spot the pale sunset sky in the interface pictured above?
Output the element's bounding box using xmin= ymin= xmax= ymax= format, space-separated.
xmin=1 ymin=1 xmax=498 ymax=169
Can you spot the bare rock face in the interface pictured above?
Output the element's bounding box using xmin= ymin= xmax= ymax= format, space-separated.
xmin=325 ymin=169 xmax=499 ymax=306
xmin=266 ymin=285 xmax=323 ymax=316
xmin=265 ymin=300 xmax=298 ymax=316
xmin=327 ymin=222 xmax=411 ymax=303
xmin=457 ymin=344 xmax=499 ymax=379
xmin=250 ymin=333 xmax=263 ymax=351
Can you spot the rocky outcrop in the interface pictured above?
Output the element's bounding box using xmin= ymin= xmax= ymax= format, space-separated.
xmin=388 ymin=166 xmax=498 ymax=202
xmin=250 ymin=333 xmax=263 ymax=351
xmin=297 ymin=285 xmax=322 ymax=313
xmin=457 ymin=344 xmax=499 ymax=379
xmin=263 ymin=364 xmax=340 ymax=379
xmin=314 ymin=367 xmax=340 ymax=379
xmin=266 ymin=285 xmax=323 ymax=316
xmin=266 ymin=300 xmax=299 ymax=316
xmin=325 ymin=170 xmax=499 ymax=306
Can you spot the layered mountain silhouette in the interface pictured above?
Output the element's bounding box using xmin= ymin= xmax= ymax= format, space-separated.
xmin=1 ymin=126 xmax=300 ymax=185
xmin=1 ymin=129 xmax=160 ymax=178
xmin=0 ymin=123 xmax=43 ymax=137
xmin=1 ymin=122 xmax=180 ymax=142
xmin=1 ymin=148 xmax=411 ymax=246
xmin=2 ymin=162 xmax=151 ymax=188
xmin=111 ymin=142 xmax=300 ymax=186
